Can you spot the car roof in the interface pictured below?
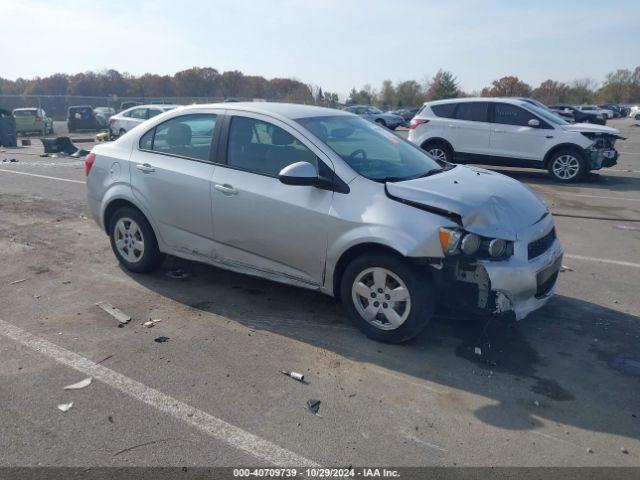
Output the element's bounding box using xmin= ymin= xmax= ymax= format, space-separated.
xmin=422 ymin=97 xmax=529 ymax=107
xmin=175 ymin=102 xmax=349 ymax=120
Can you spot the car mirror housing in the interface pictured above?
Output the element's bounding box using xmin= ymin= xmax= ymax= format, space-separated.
xmin=528 ymin=119 xmax=541 ymax=128
xmin=278 ymin=161 xmax=319 ymax=186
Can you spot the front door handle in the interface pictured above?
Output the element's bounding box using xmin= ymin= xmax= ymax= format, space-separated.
xmin=214 ymin=183 xmax=238 ymax=195
xmin=136 ymin=163 xmax=155 ymax=173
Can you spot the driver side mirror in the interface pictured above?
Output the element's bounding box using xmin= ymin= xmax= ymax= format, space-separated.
xmin=278 ymin=161 xmax=320 ymax=186
xmin=528 ymin=119 xmax=541 ymax=128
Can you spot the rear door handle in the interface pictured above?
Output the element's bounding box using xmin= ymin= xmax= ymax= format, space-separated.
xmin=214 ymin=183 xmax=238 ymax=195
xmin=136 ymin=163 xmax=155 ymax=173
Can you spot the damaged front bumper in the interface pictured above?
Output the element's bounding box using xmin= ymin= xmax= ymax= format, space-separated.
xmin=587 ymin=146 xmax=618 ymax=170
xmin=440 ymin=214 xmax=563 ymax=320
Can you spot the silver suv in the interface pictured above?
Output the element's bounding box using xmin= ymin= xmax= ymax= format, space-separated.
xmin=86 ymin=103 xmax=563 ymax=343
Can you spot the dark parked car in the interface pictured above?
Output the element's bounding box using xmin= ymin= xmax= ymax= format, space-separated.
xmin=387 ymin=107 xmax=421 ymax=125
xmin=548 ymin=105 xmax=606 ymax=125
xmin=67 ymin=105 xmax=100 ymax=132
xmin=599 ymin=104 xmax=622 ymax=118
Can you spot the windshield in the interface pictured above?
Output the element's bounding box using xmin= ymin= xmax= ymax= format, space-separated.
xmin=295 ymin=115 xmax=443 ymax=182
xmin=525 ymin=104 xmax=569 ymax=125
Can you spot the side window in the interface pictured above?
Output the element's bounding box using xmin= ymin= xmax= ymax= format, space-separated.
xmin=140 ymin=129 xmax=154 ymax=150
xmin=431 ymin=103 xmax=456 ymax=118
xmin=227 ymin=116 xmax=316 ymax=177
xmin=145 ymin=114 xmax=216 ymax=161
xmin=148 ymin=108 xmax=162 ymax=119
xmin=494 ymin=104 xmax=537 ymax=126
xmin=455 ymin=102 xmax=489 ymax=122
xmin=130 ymin=108 xmax=148 ymax=120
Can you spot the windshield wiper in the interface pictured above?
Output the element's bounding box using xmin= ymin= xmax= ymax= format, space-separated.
xmin=379 ymin=169 xmax=444 ymax=183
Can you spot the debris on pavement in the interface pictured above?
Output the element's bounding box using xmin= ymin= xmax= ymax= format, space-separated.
xmin=64 ymin=377 xmax=92 ymax=390
xmin=96 ymin=301 xmax=131 ymax=325
xmin=9 ymin=278 xmax=27 ymax=285
xmin=57 ymin=402 xmax=73 ymax=412
xmin=621 ymin=447 xmax=629 ymax=454
xmin=41 ymin=136 xmax=81 ymax=155
xmin=143 ymin=320 xmax=161 ymax=328
xmin=165 ymin=269 xmax=190 ymax=279
xmin=614 ymin=224 xmax=640 ymax=233
xmin=280 ymin=370 xmax=306 ymax=383
xmin=587 ymin=448 xmax=594 ymax=454
xmin=560 ymin=265 xmax=573 ymax=272
xmin=154 ymin=336 xmax=170 ymax=343
xmin=306 ymin=399 xmax=322 ymax=416
xmin=96 ymin=355 xmax=113 ymax=365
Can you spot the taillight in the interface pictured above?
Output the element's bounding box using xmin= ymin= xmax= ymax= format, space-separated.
xmin=409 ymin=118 xmax=429 ymax=129
xmin=35 ymin=116 xmax=42 ymax=122
xmin=85 ymin=152 xmax=96 ymax=176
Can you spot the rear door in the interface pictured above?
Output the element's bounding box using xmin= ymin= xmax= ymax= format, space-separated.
xmin=125 ymin=107 xmax=149 ymax=130
xmin=210 ymin=113 xmax=333 ymax=286
xmin=130 ymin=112 xmax=220 ymax=252
xmin=448 ymin=101 xmax=491 ymax=157
xmin=489 ymin=103 xmax=552 ymax=162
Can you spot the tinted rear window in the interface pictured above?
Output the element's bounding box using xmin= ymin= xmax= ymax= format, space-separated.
xmin=430 ymin=103 xmax=456 ymax=118
xmin=14 ymin=110 xmax=37 ymax=117
xmin=69 ymin=107 xmax=93 ymax=114
xmin=455 ymin=102 xmax=489 ymax=122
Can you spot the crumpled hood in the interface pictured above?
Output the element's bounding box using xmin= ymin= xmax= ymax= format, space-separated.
xmin=386 ymin=166 xmax=548 ymax=240
xmin=561 ymin=122 xmax=621 ymax=136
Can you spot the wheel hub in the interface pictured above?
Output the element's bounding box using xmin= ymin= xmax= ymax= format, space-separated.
xmin=351 ymin=267 xmax=411 ymax=330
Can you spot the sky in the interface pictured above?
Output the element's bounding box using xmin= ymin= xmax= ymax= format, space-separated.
xmin=1 ymin=0 xmax=639 ymax=96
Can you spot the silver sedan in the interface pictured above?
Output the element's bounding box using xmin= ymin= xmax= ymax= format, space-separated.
xmin=86 ymin=103 xmax=563 ymax=343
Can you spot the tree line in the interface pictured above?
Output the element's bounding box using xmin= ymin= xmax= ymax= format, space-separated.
xmin=2 ymin=65 xmax=639 ymax=110
xmin=347 ymin=66 xmax=640 ymax=109
xmin=0 ymin=68 xmax=315 ymax=104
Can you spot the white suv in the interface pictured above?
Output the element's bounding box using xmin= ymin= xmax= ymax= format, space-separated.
xmin=408 ymin=98 xmax=624 ymax=182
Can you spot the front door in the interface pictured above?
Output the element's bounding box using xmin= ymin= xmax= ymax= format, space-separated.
xmin=130 ymin=112 xmax=219 ymax=253
xmin=489 ymin=103 xmax=552 ymax=162
xmin=210 ymin=113 xmax=333 ymax=286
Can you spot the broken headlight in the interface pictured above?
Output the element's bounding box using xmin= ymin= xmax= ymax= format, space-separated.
xmin=438 ymin=227 xmax=513 ymax=260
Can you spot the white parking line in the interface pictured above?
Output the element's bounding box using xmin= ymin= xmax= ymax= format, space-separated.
xmin=0 ymin=168 xmax=85 ymax=184
xmin=552 ymin=192 xmax=640 ymax=203
xmin=564 ymin=254 xmax=640 ymax=269
xmin=0 ymin=318 xmax=318 ymax=467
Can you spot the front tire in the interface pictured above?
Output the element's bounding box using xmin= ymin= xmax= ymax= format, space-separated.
xmin=422 ymin=140 xmax=453 ymax=163
xmin=108 ymin=207 xmax=164 ymax=273
xmin=340 ymin=252 xmax=435 ymax=343
xmin=548 ymin=148 xmax=586 ymax=183
xmin=375 ymin=119 xmax=387 ymax=129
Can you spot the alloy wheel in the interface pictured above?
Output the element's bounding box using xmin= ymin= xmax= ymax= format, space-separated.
xmin=428 ymin=148 xmax=447 ymax=161
xmin=351 ymin=267 xmax=411 ymax=330
xmin=114 ymin=217 xmax=145 ymax=263
xmin=552 ymin=154 xmax=580 ymax=180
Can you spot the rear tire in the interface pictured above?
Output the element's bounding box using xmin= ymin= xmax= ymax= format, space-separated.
xmin=422 ymin=140 xmax=453 ymax=163
xmin=547 ymin=148 xmax=587 ymax=183
xmin=108 ymin=207 xmax=164 ymax=273
xmin=340 ymin=252 xmax=435 ymax=343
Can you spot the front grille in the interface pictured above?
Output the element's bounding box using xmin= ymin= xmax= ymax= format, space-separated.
xmin=528 ymin=228 xmax=556 ymax=260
